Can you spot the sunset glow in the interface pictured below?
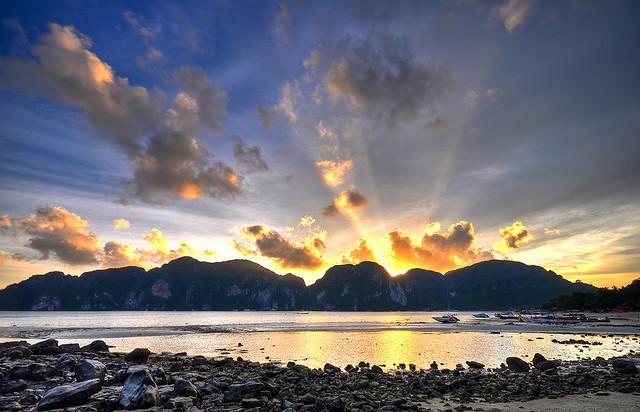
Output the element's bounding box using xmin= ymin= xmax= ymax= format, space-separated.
xmin=0 ymin=1 xmax=638 ymax=289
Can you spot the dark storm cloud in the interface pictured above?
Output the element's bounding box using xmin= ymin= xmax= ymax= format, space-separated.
xmin=323 ymin=33 xmax=454 ymax=126
xmin=234 ymin=139 xmax=269 ymax=173
xmin=235 ymin=224 xmax=324 ymax=269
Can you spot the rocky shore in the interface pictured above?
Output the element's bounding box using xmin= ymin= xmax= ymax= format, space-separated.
xmin=0 ymin=339 xmax=638 ymax=411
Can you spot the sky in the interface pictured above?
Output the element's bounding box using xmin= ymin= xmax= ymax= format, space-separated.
xmin=0 ymin=0 xmax=639 ymax=288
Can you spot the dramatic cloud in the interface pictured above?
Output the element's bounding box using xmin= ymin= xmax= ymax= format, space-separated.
xmin=322 ymin=188 xmax=368 ymax=217
xmin=299 ymin=215 xmax=316 ymax=227
xmin=102 ymin=240 xmax=146 ymax=268
xmin=341 ymin=238 xmax=376 ymax=264
xmin=493 ymin=221 xmax=533 ymax=252
xmin=113 ymin=218 xmax=131 ymax=230
xmin=0 ymin=23 xmax=161 ymax=156
xmin=234 ymin=139 xmax=269 ymax=173
xmin=2 ymin=206 xmax=102 ymax=265
xmin=103 ymin=228 xmax=215 ymax=269
xmin=0 ymin=23 xmax=243 ymax=203
xmin=544 ymin=228 xmax=560 ymax=236
xmin=493 ymin=0 xmax=537 ymax=33
xmin=234 ymin=224 xmax=324 ymax=269
xmin=275 ymin=81 xmax=300 ymax=124
xmin=316 ymin=159 xmax=353 ymax=187
xmin=389 ymin=221 xmax=493 ymax=271
xmin=323 ymin=34 xmax=454 ymax=125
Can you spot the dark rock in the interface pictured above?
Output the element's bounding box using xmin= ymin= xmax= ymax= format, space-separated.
xmin=75 ymin=359 xmax=106 ymax=382
xmin=6 ymin=345 xmax=32 ymax=359
xmin=9 ymin=365 xmax=31 ymax=380
xmin=241 ymin=397 xmax=262 ymax=407
xmin=174 ymin=378 xmax=198 ymax=397
xmin=323 ymin=363 xmax=341 ymax=373
xmin=466 ymin=361 xmax=485 ymax=369
xmin=430 ymin=361 xmax=438 ymax=370
xmin=80 ymin=340 xmax=111 ymax=352
xmin=506 ymin=357 xmax=530 ymax=372
xmin=30 ymin=339 xmax=60 ymax=355
xmin=124 ymin=348 xmax=152 ymax=364
xmin=299 ymin=393 xmax=317 ymax=404
xmin=371 ymin=365 xmax=383 ymax=374
xmin=535 ymin=360 xmax=557 ymax=371
xmin=224 ymin=381 xmax=264 ymax=402
xmin=59 ymin=343 xmax=80 ymax=353
xmin=0 ymin=340 xmax=30 ymax=350
xmin=19 ymin=389 xmax=42 ymax=405
xmin=0 ymin=380 xmax=27 ymax=394
xmin=56 ymin=354 xmax=77 ymax=370
xmin=532 ymin=353 xmax=547 ymax=366
xmin=612 ymin=358 xmax=638 ymax=374
xmin=118 ymin=369 xmax=160 ymax=409
xmin=29 ymin=363 xmax=58 ymax=380
xmin=37 ymin=379 xmax=101 ymax=411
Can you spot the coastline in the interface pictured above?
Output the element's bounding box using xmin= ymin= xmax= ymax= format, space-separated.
xmin=0 ymin=338 xmax=639 ymax=411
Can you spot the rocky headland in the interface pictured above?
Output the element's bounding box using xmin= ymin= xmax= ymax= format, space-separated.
xmin=0 ymin=338 xmax=639 ymax=411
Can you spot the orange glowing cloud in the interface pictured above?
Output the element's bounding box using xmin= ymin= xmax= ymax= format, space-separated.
xmin=234 ymin=224 xmax=324 ymax=269
xmin=1 ymin=206 xmax=102 ymax=265
xmin=341 ymin=238 xmax=376 ymax=264
xmin=322 ymin=187 xmax=367 ymax=217
xmin=389 ymin=220 xmax=493 ymax=272
xmin=493 ymin=221 xmax=533 ymax=253
xmin=113 ymin=218 xmax=131 ymax=230
xmin=316 ymin=159 xmax=353 ymax=187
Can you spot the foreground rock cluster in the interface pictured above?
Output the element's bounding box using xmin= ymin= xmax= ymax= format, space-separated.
xmin=0 ymin=339 xmax=639 ymax=411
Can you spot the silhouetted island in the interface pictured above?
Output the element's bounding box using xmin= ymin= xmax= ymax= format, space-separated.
xmin=0 ymin=258 xmax=597 ymax=311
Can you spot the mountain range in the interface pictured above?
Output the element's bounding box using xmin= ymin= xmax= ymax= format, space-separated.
xmin=0 ymin=257 xmax=597 ymax=310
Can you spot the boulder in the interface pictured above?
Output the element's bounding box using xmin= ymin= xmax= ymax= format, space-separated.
xmin=59 ymin=343 xmax=80 ymax=353
xmin=37 ymin=378 xmax=101 ymax=411
xmin=0 ymin=380 xmax=27 ymax=394
xmin=223 ymin=381 xmax=264 ymax=401
xmin=466 ymin=361 xmax=485 ymax=369
xmin=6 ymin=346 xmax=32 ymax=359
xmin=506 ymin=357 xmax=530 ymax=372
xmin=29 ymin=363 xmax=58 ymax=380
xmin=30 ymin=339 xmax=60 ymax=355
xmin=532 ymin=353 xmax=547 ymax=366
xmin=430 ymin=361 xmax=438 ymax=370
xmin=125 ymin=348 xmax=152 ymax=364
xmin=371 ymin=365 xmax=383 ymax=374
xmin=323 ymin=363 xmax=341 ymax=374
xmin=80 ymin=340 xmax=111 ymax=352
xmin=118 ymin=369 xmax=160 ymax=409
xmin=174 ymin=378 xmax=198 ymax=397
xmin=0 ymin=340 xmax=30 ymax=350
xmin=75 ymin=359 xmax=106 ymax=382
xmin=612 ymin=358 xmax=638 ymax=374
xmin=536 ymin=360 xmax=557 ymax=371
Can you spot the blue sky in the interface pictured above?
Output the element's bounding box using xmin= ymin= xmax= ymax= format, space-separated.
xmin=0 ymin=0 xmax=639 ymax=287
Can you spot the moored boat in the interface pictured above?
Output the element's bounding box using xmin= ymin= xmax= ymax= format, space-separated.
xmin=433 ymin=314 xmax=460 ymax=323
xmin=472 ymin=313 xmax=490 ymax=318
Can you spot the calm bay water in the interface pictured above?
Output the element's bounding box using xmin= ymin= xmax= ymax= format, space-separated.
xmin=1 ymin=311 xmax=638 ymax=369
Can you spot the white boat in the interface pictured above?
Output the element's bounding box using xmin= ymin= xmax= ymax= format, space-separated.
xmin=433 ymin=314 xmax=460 ymax=323
xmin=472 ymin=313 xmax=490 ymax=318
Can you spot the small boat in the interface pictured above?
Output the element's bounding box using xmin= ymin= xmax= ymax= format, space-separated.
xmin=433 ymin=314 xmax=460 ymax=323
xmin=494 ymin=312 xmax=519 ymax=320
xmin=473 ymin=313 xmax=490 ymax=319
